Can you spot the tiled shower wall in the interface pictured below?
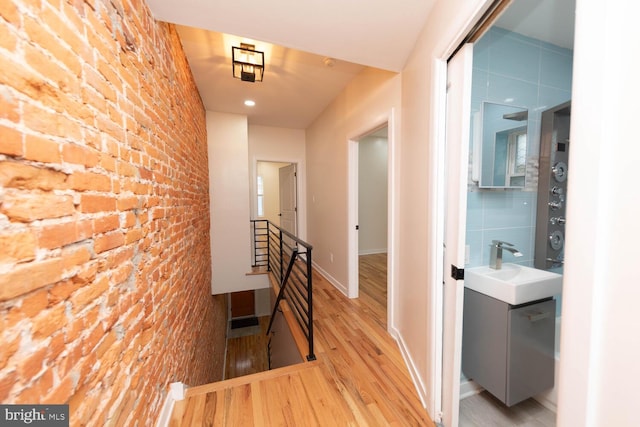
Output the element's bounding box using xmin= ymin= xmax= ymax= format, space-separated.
xmin=466 ymin=27 xmax=573 ymax=268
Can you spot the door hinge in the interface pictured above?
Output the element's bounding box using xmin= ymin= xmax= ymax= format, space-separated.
xmin=451 ymin=265 xmax=464 ymax=280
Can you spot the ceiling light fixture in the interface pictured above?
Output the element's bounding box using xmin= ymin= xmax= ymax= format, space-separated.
xmin=232 ymin=43 xmax=264 ymax=82
xmin=244 ymin=100 xmax=256 ymax=107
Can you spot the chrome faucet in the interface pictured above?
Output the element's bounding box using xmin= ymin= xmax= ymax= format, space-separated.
xmin=490 ymin=240 xmax=523 ymax=269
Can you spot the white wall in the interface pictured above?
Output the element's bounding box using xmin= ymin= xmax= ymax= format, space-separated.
xmin=398 ymin=0 xmax=489 ymax=416
xmin=358 ymin=135 xmax=388 ymax=254
xmin=248 ymin=125 xmax=307 ymax=241
xmin=305 ymin=68 xmax=400 ymax=296
xmin=557 ymin=1 xmax=640 ymax=425
xmin=208 ymin=111 xmax=269 ymax=294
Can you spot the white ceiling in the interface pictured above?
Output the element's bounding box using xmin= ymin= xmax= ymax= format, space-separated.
xmin=147 ymin=0 xmax=437 ymax=72
xmin=175 ymin=25 xmax=368 ymax=129
xmin=147 ymin=0 xmax=437 ymax=129
xmin=146 ymin=0 xmax=575 ymax=129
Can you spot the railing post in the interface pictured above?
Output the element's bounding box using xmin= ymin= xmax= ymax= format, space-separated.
xmin=306 ymin=248 xmax=315 ymax=361
xmin=278 ymin=228 xmax=284 ymax=283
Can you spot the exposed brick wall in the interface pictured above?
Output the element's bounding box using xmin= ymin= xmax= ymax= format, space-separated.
xmin=0 ymin=0 xmax=227 ymax=425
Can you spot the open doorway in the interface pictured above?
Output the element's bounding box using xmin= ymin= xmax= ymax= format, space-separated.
xmin=357 ymin=128 xmax=388 ymax=322
xmin=349 ymin=124 xmax=390 ymax=327
xmin=440 ymin=0 xmax=576 ymax=425
xmin=256 ymin=160 xmax=296 ymax=232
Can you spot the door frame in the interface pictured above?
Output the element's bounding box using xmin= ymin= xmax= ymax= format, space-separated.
xmin=347 ymin=109 xmax=398 ymax=333
xmin=433 ymin=1 xmax=513 ymax=423
xmin=252 ymin=156 xmax=307 ymax=242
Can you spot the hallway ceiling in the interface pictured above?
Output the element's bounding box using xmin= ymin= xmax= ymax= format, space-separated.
xmin=146 ymin=0 xmax=437 ymax=129
xmin=146 ymin=0 xmax=575 ymax=129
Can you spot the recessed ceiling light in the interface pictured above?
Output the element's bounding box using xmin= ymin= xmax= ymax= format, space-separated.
xmin=244 ymin=100 xmax=256 ymax=107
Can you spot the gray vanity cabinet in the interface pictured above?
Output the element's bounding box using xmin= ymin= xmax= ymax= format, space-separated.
xmin=462 ymin=288 xmax=555 ymax=406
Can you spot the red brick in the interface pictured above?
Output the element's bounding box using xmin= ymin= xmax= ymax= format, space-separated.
xmin=0 ymin=334 xmax=20 ymax=371
xmin=0 ymin=371 xmax=17 ymax=402
xmin=72 ymin=262 xmax=98 ymax=285
xmin=70 ymin=275 xmax=108 ymax=314
xmin=44 ymin=371 xmax=74 ymax=404
xmin=18 ymin=345 xmax=47 ymax=379
xmin=15 ymin=368 xmax=54 ymax=404
xmin=62 ymin=143 xmax=100 ymax=167
xmin=32 ymin=303 xmax=67 ymax=339
xmin=0 ymin=191 xmax=74 ymax=222
xmin=0 ymin=0 xmax=223 ymax=421
xmin=80 ymin=194 xmax=116 ymax=213
xmin=38 ymin=219 xmax=93 ymax=249
xmin=100 ymin=154 xmax=117 ymax=172
xmin=0 ymin=230 xmax=37 ymax=263
xmin=94 ymin=231 xmax=124 ymax=254
xmin=48 ymin=333 xmax=66 ymax=360
xmin=0 ymin=1 xmax=19 ymax=24
xmin=23 ymin=14 xmax=82 ymax=77
xmin=23 ymin=133 xmax=62 ymax=163
xmin=21 ymin=288 xmax=49 ymax=317
xmin=67 ymin=170 xmax=111 ymax=192
xmin=0 ymin=161 xmax=68 ymax=190
xmin=94 ymin=214 xmax=119 ymax=234
xmin=61 ymin=243 xmax=92 ymax=270
xmin=124 ymin=228 xmax=142 ymax=244
xmin=0 ymin=124 xmax=23 ymax=156
xmin=117 ymin=195 xmax=139 ymax=211
xmin=22 ymin=104 xmax=82 ymax=142
xmin=0 ymin=257 xmax=64 ymax=301
xmin=49 ymin=279 xmax=81 ymax=304
xmin=23 ymin=40 xmax=81 ymax=98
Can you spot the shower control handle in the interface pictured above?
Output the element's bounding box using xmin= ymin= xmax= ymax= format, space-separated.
xmin=548 ymin=200 xmax=563 ymax=210
xmin=550 ymin=186 xmax=563 ymax=196
xmin=549 ymin=216 xmax=566 ymax=226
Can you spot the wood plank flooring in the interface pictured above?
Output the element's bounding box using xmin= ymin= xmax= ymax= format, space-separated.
xmin=171 ymin=253 xmax=433 ymax=426
xmin=224 ymin=316 xmax=270 ymax=379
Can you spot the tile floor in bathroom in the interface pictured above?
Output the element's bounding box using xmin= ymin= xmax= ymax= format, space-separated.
xmin=460 ymin=391 xmax=556 ymax=426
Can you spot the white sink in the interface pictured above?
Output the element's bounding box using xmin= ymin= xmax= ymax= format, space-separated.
xmin=465 ymin=263 xmax=562 ymax=305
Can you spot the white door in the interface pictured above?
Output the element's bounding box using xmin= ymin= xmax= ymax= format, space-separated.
xmin=441 ymin=43 xmax=473 ymax=427
xmin=279 ymin=164 xmax=297 ymax=236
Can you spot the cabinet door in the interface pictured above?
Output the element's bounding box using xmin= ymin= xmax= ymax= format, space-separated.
xmin=462 ymin=289 xmax=510 ymax=402
xmin=506 ymin=299 xmax=556 ymax=406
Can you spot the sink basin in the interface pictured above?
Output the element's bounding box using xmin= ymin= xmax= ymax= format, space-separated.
xmin=465 ymin=263 xmax=562 ymax=305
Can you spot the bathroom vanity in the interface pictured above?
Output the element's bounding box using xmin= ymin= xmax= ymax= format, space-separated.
xmin=462 ymin=288 xmax=556 ymax=407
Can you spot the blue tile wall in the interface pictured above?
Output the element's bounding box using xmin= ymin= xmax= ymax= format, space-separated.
xmin=466 ymin=27 xmax=573 ymax=270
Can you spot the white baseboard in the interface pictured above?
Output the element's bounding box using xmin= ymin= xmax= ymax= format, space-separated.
xmin=156 ymin=382 xmax=187 ymax=427
xmin=394 ymin=329 xmax=428 ymax=409
xmin=358 ymin=248 xmax=388 ymax=256
xmin=312 ymin=262 xmax=348 ymax=296
xmin=459 ymin=379 xmax=483 ymax=399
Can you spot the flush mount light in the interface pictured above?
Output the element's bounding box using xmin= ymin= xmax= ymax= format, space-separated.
xmin=232 ymin=43 xmax=264 ymax=82
xmin=244 ymin=100 xmax=256 ymax=107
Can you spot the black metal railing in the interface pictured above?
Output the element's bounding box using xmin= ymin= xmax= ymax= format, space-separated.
xmin=250 ymin=220 xmax=315 ymax=361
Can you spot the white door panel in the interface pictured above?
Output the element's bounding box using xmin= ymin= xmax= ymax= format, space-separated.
xmin=279 ymin=164 xmax=297 ymax=238
xmin=441 ymin=43 xmax=473 ymax=427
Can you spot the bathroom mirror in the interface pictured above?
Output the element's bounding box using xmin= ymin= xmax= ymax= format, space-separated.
xmin=475 ymin=102 xmax=528 ymax=188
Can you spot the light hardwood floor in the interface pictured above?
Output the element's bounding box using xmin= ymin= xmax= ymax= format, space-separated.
xmin=224 ymin=316 xmax=270 ymax=379
xmin=170 ymin=254 xmax=433 ymax=426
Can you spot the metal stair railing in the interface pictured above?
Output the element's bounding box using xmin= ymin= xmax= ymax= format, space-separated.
xmin=251 ymin=219 xmax=315 ymax=362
